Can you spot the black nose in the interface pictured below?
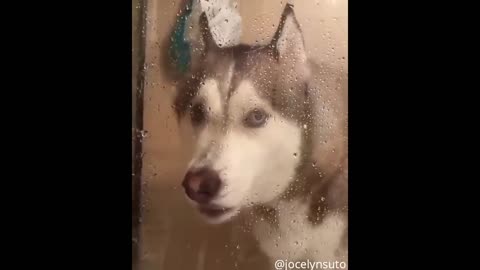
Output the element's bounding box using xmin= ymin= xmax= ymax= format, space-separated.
xmin=182 ymin=167 xmax=221 ymax=204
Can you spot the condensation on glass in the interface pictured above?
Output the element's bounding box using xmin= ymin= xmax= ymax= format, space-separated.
xmin=133 ymin=1 xmax=348 ymax=270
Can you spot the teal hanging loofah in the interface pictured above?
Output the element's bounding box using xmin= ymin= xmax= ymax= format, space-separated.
xmin=169 ymin=0 xmax=193 ymax=74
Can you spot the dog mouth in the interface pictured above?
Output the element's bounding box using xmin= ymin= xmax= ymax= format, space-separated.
xmin=197 ymin=205 xmax=233 ymax=218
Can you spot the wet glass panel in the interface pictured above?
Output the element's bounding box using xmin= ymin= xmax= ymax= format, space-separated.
xmin=133 ymin=1 xmax=348 ymax=269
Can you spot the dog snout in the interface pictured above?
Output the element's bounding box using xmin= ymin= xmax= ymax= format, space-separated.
xmin=182 ymin=167 xmax=221 ymax=204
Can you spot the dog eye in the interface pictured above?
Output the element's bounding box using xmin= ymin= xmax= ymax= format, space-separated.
xmin=244 ymin=109 xmax=268 ymax=128
xmin=190 ymin=103 xmax=207 ymax=126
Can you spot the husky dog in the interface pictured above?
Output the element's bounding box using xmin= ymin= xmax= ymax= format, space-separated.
xmin=173 ymin=4 xmax=348 ymax=266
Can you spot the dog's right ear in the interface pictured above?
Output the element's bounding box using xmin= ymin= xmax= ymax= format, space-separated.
xmin=186 ymin=12 xmax=219 ymax=73
xmin=269 ymin=4 xmax=310 ymax=81
xmin=199 ymin=12 xmax=219 ymax=56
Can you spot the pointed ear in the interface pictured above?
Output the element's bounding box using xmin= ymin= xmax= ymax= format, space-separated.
xmin=271 ymin=4 xmax=307 ymax=63
xmin=199 ymin=12 xmax=219 ymax=55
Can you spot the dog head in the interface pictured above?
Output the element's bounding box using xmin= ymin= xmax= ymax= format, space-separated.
xmin=174 ymin=4 xmax=311 ymax=224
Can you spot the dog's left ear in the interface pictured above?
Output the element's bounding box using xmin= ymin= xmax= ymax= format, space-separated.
xmin=271 ymin=4 xmax=307 ymax=63
xmin=270 ymin=4 xmax=310 ymax=80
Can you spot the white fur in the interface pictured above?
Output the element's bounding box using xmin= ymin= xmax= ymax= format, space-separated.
xmin=179 ymin=79 xmax=302 ymax=224
xmin=213 ymin=80 xmax=302 ymax=207
xmin=198 ymin=79 xmax=223 ymax=115
xmin=253 ymin=199 xmax=347 ymax=263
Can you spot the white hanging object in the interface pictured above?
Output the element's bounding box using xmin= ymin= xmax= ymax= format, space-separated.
xmin=185 ymin=0 xmax=242 ymax=49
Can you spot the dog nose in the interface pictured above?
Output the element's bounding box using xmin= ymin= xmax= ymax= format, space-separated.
xmin=182 ymin=167 xmax=221 ymax=204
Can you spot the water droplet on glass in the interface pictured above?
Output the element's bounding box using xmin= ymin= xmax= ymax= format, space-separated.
xmin=140 ymin=130 xmax=149 ymax=138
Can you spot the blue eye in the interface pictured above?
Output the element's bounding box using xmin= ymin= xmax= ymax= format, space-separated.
xmin=244 ymin=109 xmax=269 ymax=128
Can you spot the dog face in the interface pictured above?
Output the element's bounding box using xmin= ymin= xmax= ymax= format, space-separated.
xmin=174 ymin=5 xmax=311 ymax=224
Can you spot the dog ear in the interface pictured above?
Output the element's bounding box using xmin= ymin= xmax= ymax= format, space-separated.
xmin=199 ymin=12 xmax=219 ymax=56
xmin=270 ymin=4 xmax=307 ymax=64
xmin=183 ymin=12 xmax=220 ymax=74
